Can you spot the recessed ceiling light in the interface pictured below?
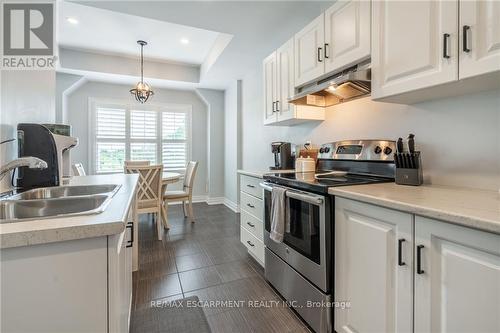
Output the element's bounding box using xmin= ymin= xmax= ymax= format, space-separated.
xmin=66 ymin=17 xmax=79 ymax=25
xmin=180 ymin=38 xmax=189 ymax=44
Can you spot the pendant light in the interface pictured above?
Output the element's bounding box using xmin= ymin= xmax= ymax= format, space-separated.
xmin=130 ymin=40 xmax=154 ymax=103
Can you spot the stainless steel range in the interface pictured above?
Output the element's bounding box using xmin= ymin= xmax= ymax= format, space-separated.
xmin=260 ymin=140 xmax=396 ymax=333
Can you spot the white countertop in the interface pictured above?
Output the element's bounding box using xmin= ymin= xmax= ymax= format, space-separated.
xmin=238 ymin=169 xmax=296 ymax=179
xmin=0 ymin=174 xmax=139 ymax=249
xmin=329 ymin=183 xmax=500 ymax=234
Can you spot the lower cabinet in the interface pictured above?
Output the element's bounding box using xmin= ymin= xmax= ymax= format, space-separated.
xmin=239 ymin=174 xmax=265 ymax=267
xmin=335 ymin=198 xmax=413 ymax=333
xmin=335 ymin=197 xmax=500 ymax=333
xmin=414 ymin=216 xmax=500 ymax=333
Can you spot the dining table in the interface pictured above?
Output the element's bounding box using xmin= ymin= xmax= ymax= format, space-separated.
xmin=161 ymin=171 xmax=182 ymax=230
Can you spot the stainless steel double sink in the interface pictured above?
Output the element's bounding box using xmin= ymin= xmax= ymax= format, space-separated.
xmin=0 ymin=184 xmax=121 ymax=223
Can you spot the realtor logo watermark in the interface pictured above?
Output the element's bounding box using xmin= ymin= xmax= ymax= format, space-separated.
xmin=2 ymin=2 xmax=56 ymax=69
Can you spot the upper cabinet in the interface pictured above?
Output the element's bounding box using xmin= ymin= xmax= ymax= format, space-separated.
xmin=459 ymin=0 xmax=500 ymax=79
xmin=372 ymin=0 xmax=500 ymax=101
xmin=263 ymin=51 xmax=277 ymax=125
xmin=276 ymin=38 xmax=296 ymax=123
xmin=371 ymin=0 xmax=458 ymax=99
xmin=294 ymin=14 xmax=325 ymax=87
xmin=294 ymin=0 xmax=371 ymax=88
xmin=324 ymin=0 xmax=371 ymax=74
xmin=264 ymin=38 xmax=325 ymax=126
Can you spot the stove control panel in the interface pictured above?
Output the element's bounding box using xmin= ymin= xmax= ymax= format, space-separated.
xmin=318 ymin=140 xmax=396 ymax=161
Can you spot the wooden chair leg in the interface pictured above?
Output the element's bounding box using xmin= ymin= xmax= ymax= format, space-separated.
xmin=188 ymin=199 xmax=194 ymax=223
xmin=156 ymin=211 xmax=163 ymax=241
xmin=162 ymin=201 xmax=170 ymax=229
xmin=182 ymin=201 xmax=187 ymax=218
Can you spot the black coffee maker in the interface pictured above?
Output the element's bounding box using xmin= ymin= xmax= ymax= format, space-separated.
xmin=270 ymin=142 xmax=294 ymax=170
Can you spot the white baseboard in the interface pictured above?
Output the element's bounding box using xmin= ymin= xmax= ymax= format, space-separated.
xmin=206 ymin=197 xmax=225 ymax=205
xmin=167 ymin=195 xmax=240 ymax=213
xmin=223 ymin=198 xmax=240 ymax=213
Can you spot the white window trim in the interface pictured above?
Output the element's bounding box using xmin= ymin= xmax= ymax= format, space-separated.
xmin=88 ymin=97 xmax=192 ymax=175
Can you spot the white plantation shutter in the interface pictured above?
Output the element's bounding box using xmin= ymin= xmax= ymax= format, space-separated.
xmin=92 ymin=102 xmax=191 ymax=173
xmin=162 ymin=110 xmax=189 ymax=170
xmin=131 ymin=110 xmax=156 ymax=139
xmin=95 ymin=107 xmax=126 ymax=172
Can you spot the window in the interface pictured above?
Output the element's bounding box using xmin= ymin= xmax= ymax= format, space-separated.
xmin=91 ymin=101 xmax=191 ymax=174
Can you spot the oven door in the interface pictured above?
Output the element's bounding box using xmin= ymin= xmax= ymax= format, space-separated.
xmin=261 ymin=182 xmax=330 ymax=292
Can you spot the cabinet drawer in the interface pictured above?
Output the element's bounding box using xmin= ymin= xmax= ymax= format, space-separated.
xmin=240 ymin=175 xmax=263 ymax=199
xmin=240 ymin=227 xmax=265 ymax=263
xmin=241 ymin=210 xmax=264 ymax=241
xmin=240 ymin=191 xmax=263 ymax=218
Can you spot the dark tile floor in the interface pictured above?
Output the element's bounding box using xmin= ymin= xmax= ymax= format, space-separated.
xmin=131 ymin=203 xmax=310 ymax=333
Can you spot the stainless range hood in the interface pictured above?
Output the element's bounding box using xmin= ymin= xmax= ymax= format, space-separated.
xmin=289 ymin=62 xmax=371 ymax=107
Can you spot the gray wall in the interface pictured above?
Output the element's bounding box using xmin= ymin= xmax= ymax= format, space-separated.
xmin=66 ymin=81 xmax=209 ymax=197
xmin=0 ymin=71 xmax=56 ymax=192
xmin=224 ymin=80 xmax=242 ymax=206
xmin=196 ymin=88 xmax=225 ymax=200
xmin=241 ymin=67 xmax=500 ymax=191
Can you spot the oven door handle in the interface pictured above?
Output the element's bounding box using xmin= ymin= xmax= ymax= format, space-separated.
xmin=259 ymin=182 xmax=324 ymax=206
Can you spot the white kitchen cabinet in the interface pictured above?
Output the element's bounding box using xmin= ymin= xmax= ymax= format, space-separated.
xmin=276 ymin=37 xmax=295 ymax=123
xmin=263 ymin=51 xmax=277 ymax=125
xmin=239 ymin=174 xmax=265 ymax=266
xmin=263 ymin=39 xmax=325 ymax=126
xmin=334 ymin=198 xmax=413 ymax=333
xmin=414 ymin=216 xmax=500 ymax=333
xmin=459 ymin=0 xmax=500 ymax=79
xmin=324 ymin=0 xmax=371 ymax=74
xmin=109 ymin=228 xmax=133 ymax=333
xmin=294 ymin=13 xmax=325 ymax=86
xmin=372 ymin=0 xmax=458 ymax=99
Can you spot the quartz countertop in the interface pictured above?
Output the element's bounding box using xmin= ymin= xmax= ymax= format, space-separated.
xmin=329 ymin=183 xmax=500 ymax=234
xmin=0 ymin=174 xmax=139 ymax=249
xmin=237 ymin=169 xmax=296 ymax=179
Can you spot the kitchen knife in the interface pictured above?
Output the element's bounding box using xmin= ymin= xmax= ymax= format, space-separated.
xmin=396 ymin=138 xmax=404 ymax=168
xmin=408 ymin=134 xmax=415 ymax=168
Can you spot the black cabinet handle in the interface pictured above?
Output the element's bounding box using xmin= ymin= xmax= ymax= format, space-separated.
xmin=272 ymin=101 xmax=276 ymax=112
xmin=246 ymin=222 xmax=255 ymax=228
xmin=276 ymin=100 xmax=280 ymax=112
xmin=246 ymin=203 xmax=255 ymax=208
xmin=317 ymin=47 xmax=323 ymax=62
xmin=246 ymin=184 xmax=255 ymax=188
xmin=324 ymin=43 xmax=329 ymax=59
xmin=443 ymin=33 xmax=450 ymax=59
xmin=417 ymin=245 xmax=425 ymax=274
xmin=398 ymin=238 xmax=406 ymax=266
xmin=463 ymin=25 xmax=471 ymax=53
xmin=126 ymin=221 xmax=134 ymax=248
xmin=246 ymin=240 xmax=255 ymax=247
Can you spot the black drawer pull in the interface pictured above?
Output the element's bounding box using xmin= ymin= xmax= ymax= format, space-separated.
xmin=398 ymin=238 xmax=406 ymax=266
xmin=443 ymin=33 xmax=450 ymax=59
xmin=126 ymin=221 xmax=134 ymax=248
xmin=417 ymin=245 xmax=425 ymax=274
xmin=317 ymin=47 xmax=323 ymax=62
xmin=246 ymin=184 xmax=255 ymax=188
xmin=246 ymin=203 xmax=255 ymax=208
xmin=324 ymin=43 xmax=329 ymax=59
xmin=246 ymin=240 xmax=255 ymax=247
xmin=246 ymin=222 xmax=255 ymax=228
xmin=463 ymin=25 xmax=471 ymax=53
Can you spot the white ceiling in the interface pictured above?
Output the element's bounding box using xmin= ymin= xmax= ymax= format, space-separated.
xmin=60 ymin=1 xmax=334 ymax=90
xmin=58 ymin=2 xmax=221 ymax=65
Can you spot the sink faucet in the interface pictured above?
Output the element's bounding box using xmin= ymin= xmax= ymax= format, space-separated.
xmin=0 ymin=157 xmax=48 ymax=181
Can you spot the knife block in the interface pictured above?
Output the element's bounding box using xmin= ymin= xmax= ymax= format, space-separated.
xmin=395 ymin=152 xmax=423 ymax=186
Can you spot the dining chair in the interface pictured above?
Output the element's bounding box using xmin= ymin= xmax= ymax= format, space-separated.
xmin=124 ymin=160 xmax=150 ymax=168
xmin=72 ymin=163 xmax=86 ymax=176
xmin=163 ymin=161 xmax=199 ymax=223
xmin=125 ymin=164 xmax=163 ymax=240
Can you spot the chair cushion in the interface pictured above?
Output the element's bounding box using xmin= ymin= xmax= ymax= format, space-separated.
xmin=164 ymin=190 xmax=189 ymax=199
